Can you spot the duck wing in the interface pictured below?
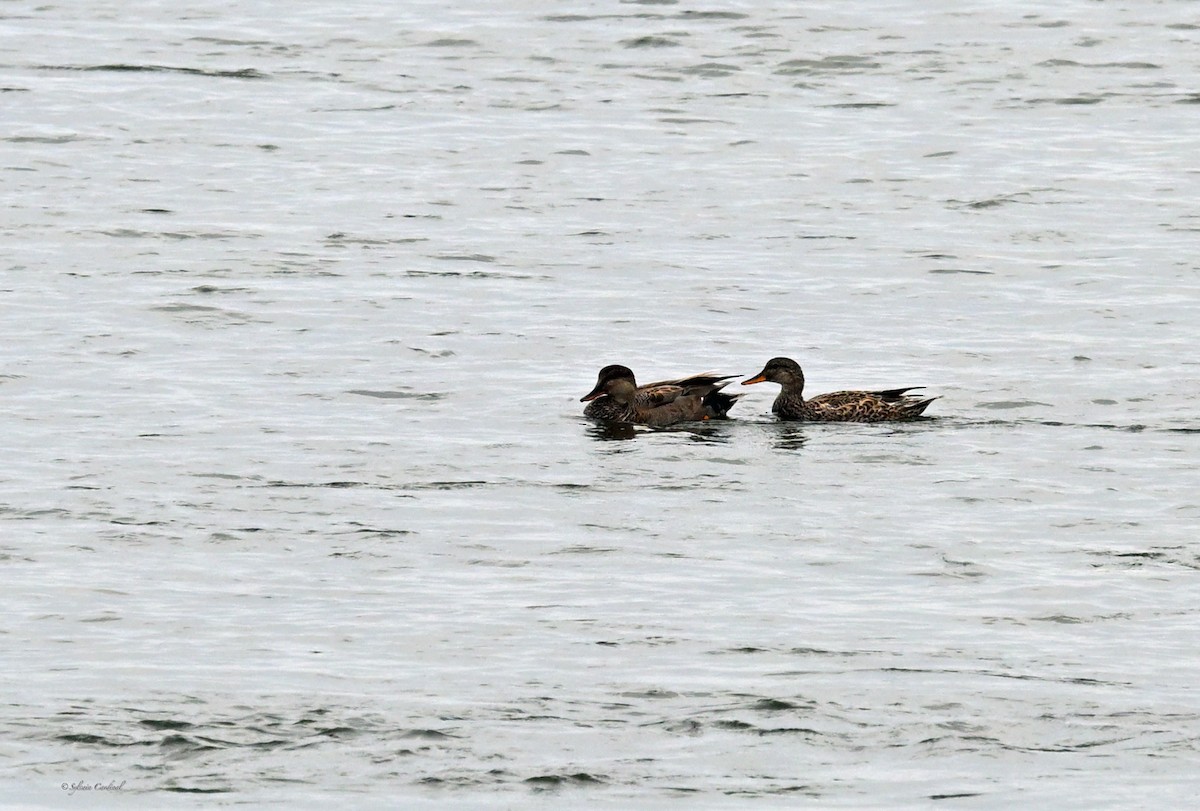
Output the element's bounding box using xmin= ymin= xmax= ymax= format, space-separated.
xmin=805 ymin=390 xmax=872 ymax=410
xmin=634 ymin=383 xmax=689 ymax=410
xmin=625 ymin=373 xmax=743 ymax=425
xmin=806 ymin=389 xmax=936 ymax=422
xmin=635 ymin=372 xmax=738 ymax=406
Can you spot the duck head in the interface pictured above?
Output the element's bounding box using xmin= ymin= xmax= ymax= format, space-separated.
xmin=581 ymin=364 xmax=638 ymax=403
xmin=742 ymin=357 xmax=805 ymax=389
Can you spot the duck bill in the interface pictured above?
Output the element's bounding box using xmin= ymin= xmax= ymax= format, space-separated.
xmin=580 ymin=384 xmax=605 ymax=402
xmin=741 ymin=372 xmax=768 ymax=386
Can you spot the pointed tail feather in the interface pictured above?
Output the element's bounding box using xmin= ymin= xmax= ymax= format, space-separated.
xmin=662 ymin=372 xmax=739 ymax=389
xmin=702 ymin=381 xmax=744 ymax=419
xmin=902 ymin=395 xmax=939 ymax=417
xmin=873 ymin=386 xmax=925 ymax=401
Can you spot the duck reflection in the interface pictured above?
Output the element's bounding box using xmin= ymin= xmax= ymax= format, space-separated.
xmin=771 ymin=424 xmax=809 ymax=451
xmin=587 ymin=421 xmax=640 ymax=442
xmin=585 ymin=420 xmax=732 ymax=443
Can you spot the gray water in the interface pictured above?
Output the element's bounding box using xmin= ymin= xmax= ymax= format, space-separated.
xmin=3 ymin=0 xmax=1199 ymax=807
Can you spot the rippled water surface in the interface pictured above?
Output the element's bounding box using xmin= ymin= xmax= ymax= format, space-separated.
xmin=3 ymin=0 xmax=1199 ymax=807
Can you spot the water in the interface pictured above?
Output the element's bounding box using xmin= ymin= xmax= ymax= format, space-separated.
xmin=3 ymin=0 xmax=1199 ymax=807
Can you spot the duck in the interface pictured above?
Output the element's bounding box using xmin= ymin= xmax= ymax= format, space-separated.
xmin=580 ymin=364 xmax=743 ymax=426
xmin=741 ymin=357 xmax=937 ymax=422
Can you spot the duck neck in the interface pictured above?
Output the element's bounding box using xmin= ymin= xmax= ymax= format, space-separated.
xmin=608 ymin=379 xmax=637 ymax=404
xmin=780 ymin=373 xmax=805 ymax=400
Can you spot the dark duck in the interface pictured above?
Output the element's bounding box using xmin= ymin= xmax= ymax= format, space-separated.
xmin=581 ymin=364 xmax=743 ymax=426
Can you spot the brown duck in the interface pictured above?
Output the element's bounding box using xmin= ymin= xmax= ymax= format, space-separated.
xmin=742 ymin=357 xmax=937 ymax=422
xmin=581 ymin=365 xmax=743 ymax=426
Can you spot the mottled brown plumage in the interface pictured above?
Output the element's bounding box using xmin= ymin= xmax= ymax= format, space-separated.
xmin=581 ymin=364 xmax=742 ymax=426
xmin=742 ymin=357 xmax=937 ymax=422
